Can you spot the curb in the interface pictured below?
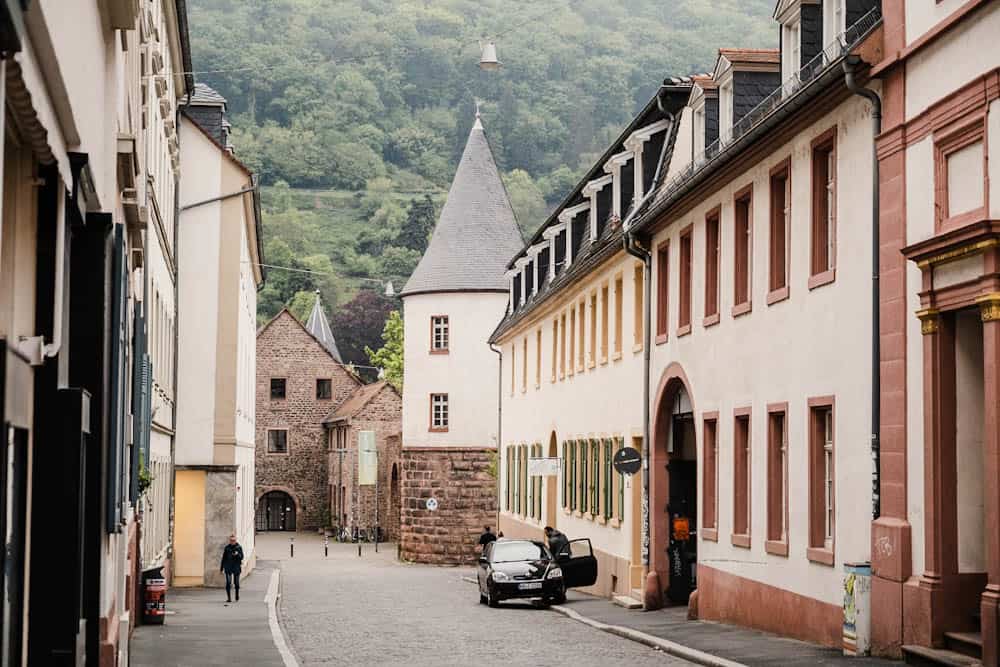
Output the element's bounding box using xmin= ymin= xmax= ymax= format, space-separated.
xmin=548 ymin=605 xmax=746 ymax=667
xmin=265 ymin=568 xmax=300 ymax=667
xmin=459 ymin=573 xmax=744 ymax=667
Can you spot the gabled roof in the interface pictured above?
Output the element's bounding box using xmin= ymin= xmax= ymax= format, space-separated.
xmin=256 ymin=308 xmax=361 ymax=383
xmin=186 ymin=82 xmax=227 ymax=107
xmin=717 ymin=48 xmax=781 ymax=66
xmin=400 ymin=115 xmax=524 ymax=297
xmin=305 ymin=292 xmax=343 ymax=362
xmin=323 ymin=380 xmax=398 ymax=424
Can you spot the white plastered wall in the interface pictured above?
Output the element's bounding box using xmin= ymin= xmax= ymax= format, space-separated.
xmin=497 ymin=252 xmax=645 ymax=562
xmin=646 ymin=94 xmax=875 ymax=607
xmin=402 ymin=292 xmax=506 ymax=448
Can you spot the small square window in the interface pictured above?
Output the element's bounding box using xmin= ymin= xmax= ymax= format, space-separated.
xmin=316 ymin=379 xmax=332 ymax=400
xmin=268 ymin=429 xmax=288 ymax=453
xmin=270 ymin=378 xmax=286 ymax=399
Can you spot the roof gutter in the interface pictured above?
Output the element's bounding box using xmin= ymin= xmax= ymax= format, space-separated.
xmin=843 ymin=56 xmax=882 ymax=521
xmin=623 ymin=87 xmax=674 ymax=610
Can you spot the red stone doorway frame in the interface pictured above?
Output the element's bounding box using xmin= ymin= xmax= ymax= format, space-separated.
xmin=902 ymin=221 xmax=1000 ymax=665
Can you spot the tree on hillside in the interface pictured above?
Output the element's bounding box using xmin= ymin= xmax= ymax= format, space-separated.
xmin=366 ymin=310 xmax=403 ymax=391
xmin=503 ymin=169 xmax=548 ymax=238
xmin=330 ymin=290 xmax=395 ymax=378
xmin=396 ymin=195 xmax=436 ymax=252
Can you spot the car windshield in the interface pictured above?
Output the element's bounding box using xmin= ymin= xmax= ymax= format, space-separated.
xmin=492 ymin=542 xmax=548 ymax=563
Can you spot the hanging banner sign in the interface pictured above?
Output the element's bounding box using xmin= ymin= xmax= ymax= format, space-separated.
xmin=528 ymin=457 xmax=561 ymax=476
xmin=358 ymin=430 xmax=377 ymax=485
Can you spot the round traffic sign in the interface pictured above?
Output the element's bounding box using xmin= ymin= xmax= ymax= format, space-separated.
xmin=425 ymin=497 xmax=439 ymax=511
xmin=613 ymin=446 xmax=642 ymax=475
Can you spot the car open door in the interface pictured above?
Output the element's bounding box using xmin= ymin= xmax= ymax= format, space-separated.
xmin=559 ymin=538 xmax=598 ymax=589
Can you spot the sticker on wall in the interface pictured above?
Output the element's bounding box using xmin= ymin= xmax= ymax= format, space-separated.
xmin=425 ymin=497 xmax=439 ymax=511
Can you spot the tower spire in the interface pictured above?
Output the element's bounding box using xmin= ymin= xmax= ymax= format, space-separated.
xmin=305 ymin=290 xmax=343 ymax=362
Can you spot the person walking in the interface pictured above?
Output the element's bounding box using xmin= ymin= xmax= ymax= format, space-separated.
xmin=544 ymin=526 xmax=569 ymax=561
xmin=478 ymin=526 xmax=497 ymax=553
xmin=220 ymin=534 xmax=244 ymax=602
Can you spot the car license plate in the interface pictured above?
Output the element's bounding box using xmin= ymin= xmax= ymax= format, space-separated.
xmin=518 ymin=582 xmax=542 ymax=590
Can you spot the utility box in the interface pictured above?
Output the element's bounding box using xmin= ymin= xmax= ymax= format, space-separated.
xmin=142 ymin=567 xmax=166 ymax=625
xmin=843 ymin=562 xmax=872 ymax=656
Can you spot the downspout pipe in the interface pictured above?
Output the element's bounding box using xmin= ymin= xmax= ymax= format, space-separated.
xmin=843 ymin=58 xmax=882 ymax=521
xmin=623 ymin=85 xmax=674 ymax=608
xmin=489 ymin=343 xmax=503 ymax=534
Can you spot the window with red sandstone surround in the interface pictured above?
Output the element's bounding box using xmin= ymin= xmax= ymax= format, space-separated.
xmin=600 ymin=284 xmax=609 ymax=362
xmin=808 ymin=397 xmax=835 ymax=565
xmin=267 ymin=429 xmax=288 ymax=454
xmin=578 ymin=297 xmax=586 ymax=370
xmin=733 ymin=186 xmax=752 ymax=315
xmin=510 ymin=343 xmax=516 ymax=396
xmin=430 ymin=393 xmax=449 ymax=431
xmin=535 ymin=329 xmax=542 ymax=388
xmin=766 ymin=404 xmax=789 ymax=556
xmin=702 ymin=414 xmax=719 ymax=540
xmin=704 ymin=208 xmax=720 ymax=323
xmin=934 ymin=117 xmax=988 ymax=232
xmin=589 ymin=291 xmax=598 ymax=365
xmin=633 ymin=264 xmax=643 ymax=349
xmin=613 ymin=274 xmax=623 ymax=358
xmin=521 ymin=337 xmax=527 ymax=393
xmin=568 ymin=306 xmax=576 ymax=377
xmin=551 ymin=318 xmax=558 ymax=382
xmin=732 ymin=408 xmax=751 ymax=547
xmin=655 ymin=241 xmax=669 ymax=341
xmin=430 ymin=315 xmax=449 ymax=352
xmin=560 ymin=313 xmax=567 ymax=379
xmin=678 ymin=226 xmax=692 ymax=334
xmin=810 ymin=128 xmax=837 ymax=288
xmin=768 ymin=159 xmax=790 ymax=303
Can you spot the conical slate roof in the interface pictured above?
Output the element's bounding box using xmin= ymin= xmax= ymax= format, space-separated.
xmin=400 ymin=115 xmax=524 ymax=297
xmin=305 ymin=292 xmax=343 ymax=362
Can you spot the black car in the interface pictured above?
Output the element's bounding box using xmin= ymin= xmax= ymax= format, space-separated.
xmin=477 ymin=538 xmax=598 ymax=608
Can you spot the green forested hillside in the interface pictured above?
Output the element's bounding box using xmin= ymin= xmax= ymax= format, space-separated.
xmin=187 ymin=0 xmax=776 ymax=363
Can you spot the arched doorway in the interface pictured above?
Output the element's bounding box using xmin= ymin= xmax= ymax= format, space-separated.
xmin=651 ymin=364 xmax=698 ymax=605
xmin=256 ymin=491 xmax=297 ymax=531
xmin=546 ymin=432 xmax=558 ymax=528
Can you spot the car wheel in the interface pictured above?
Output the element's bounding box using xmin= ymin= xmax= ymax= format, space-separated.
xmin=487 ymin=587 xmax=499 ymax=608
xmin=552 ymin=591 xmax=566 ymax=605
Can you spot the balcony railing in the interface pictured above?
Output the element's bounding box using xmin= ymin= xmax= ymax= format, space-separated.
xmin=643 ymin=5 xmax=882 ymax=216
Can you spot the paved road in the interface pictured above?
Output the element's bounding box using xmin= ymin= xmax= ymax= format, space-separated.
xmin=257 ymin=533 xmax=693 ymax=666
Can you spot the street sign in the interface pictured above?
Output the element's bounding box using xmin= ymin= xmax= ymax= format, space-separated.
xmin=613 ymin=446 xmax=641 ymax=475
xmin=528 ymin=457 xmax=560 ymax=476
xmin=425 ymin=497 xmax=439 ymax=511
xmin=358 ymin=430 xmax=377 ymax=485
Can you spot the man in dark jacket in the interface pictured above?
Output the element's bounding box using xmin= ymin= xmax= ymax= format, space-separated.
xmin=477 ymin=526 xmax=497 ymax=553
xmin=220 ymin=534 xmax=244 ymax=602
xmin=544 ymin=526 xmax=569 ymax=561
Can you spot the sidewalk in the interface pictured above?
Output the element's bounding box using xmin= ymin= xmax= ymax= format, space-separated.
xmin=554 ymin=590 xmax=900 ymax=667
xmin=131 ymin=560 xmax=292 ymax=667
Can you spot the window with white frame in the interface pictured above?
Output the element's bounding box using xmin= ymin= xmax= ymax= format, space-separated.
xmin=431 ymin=393 xmax=449 ymax=430
xmin=719 ymin=81 xmax=733 ymax=141
xmin=783 ymin=19 xmax=801 ymax=79
xmin=823 ymin=0 xmax=845 ymax=47
xmin=823 ymin=409 xmax=834 ymax=547
xmin=431 ymin=315 xmax=449 ymax=351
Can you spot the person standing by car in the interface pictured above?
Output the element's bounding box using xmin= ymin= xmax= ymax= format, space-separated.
xmin=478 ymin=526 xmax=497 ymax=552
xmin=220 ymin=534 xmax=244 ymax=603
xmin=544 ymin=526 xmax=569 ymax=561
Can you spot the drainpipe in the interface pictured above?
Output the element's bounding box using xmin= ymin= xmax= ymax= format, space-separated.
xmin=622 ymin=85 xmax=674 ymax=604
xmin=843 ymin=58 xmax=882 ymax=521
xmin=489 ymin=343 xmax=503 ymax=533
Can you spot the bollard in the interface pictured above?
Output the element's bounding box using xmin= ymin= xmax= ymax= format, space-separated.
xmin=324 ymin=537 xmax=328 ymax=558
xmin=290 ymin=536 xmax=294 ymax=558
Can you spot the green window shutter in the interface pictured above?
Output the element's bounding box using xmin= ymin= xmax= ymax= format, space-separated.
xmin=591 ymin=439 xmax=599 ymax=514
xmin=618 ymin=437 xmax=625 ymax=522
xmin=604 ymin=439 xmax=612 ymax=520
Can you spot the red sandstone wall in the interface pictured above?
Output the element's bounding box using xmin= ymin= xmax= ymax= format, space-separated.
xmin=400 ymin=448 xmax=497 ymax=565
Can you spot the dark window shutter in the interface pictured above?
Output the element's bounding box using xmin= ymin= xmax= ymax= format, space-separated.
xmin=107 ymin=225 xmax=126 ymax=532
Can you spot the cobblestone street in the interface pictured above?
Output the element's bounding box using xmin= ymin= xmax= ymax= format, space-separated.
xmin=257 ymin=533 xmax=693 ymax=666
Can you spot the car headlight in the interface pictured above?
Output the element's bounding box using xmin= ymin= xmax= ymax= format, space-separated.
xmin=546 ymin=567 xmax=563 ymax=579
xmin=492 ymin=571 xmax=511 ymax=582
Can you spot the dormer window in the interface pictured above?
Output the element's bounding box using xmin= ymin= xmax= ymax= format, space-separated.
xmin=783 ymin=19 xmax=801 ymax=78
xmin=718 ymin=80 xmax=733 ymax=142
xmin=823 ymin=0 xmax=845 ymax=47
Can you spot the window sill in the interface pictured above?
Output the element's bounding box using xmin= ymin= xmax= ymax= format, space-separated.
xmin=588 ymin=360 xmax=597 ymax=369
xmin=429 ymin=349 xmax=449 ymax=355
xmin=600 ymin=356 xmax=609 ymax=366
xmin=765 ymin=540 xmax=789 ymax=557
xmin=563 ymin=508 xmax=573 ymax=516
xmin=266 ymin=450 xmax=290 ymax=456
xmin=731 ymin=301 xmax=752 ymax=318
xmin=766 ymin=286 xmax=789 ymax=305
xmin=702 ymin=528 xmax=718 ymax=542
xmin=428 ymin=427 xmax=449 ymax=433
xmin=610 ymin=518 xmax=621 ymax=529
xmin=702 ymin=313 xmax=720 ymax=328
xmin=677 ymin=324 xmax=692 ymax=338
xmin=632 ymin=342 xmax=643 ymax=354
xmin=573 ymin=510 xmax=584 ymax=518
xmin=807 ymin=269 xmax=836 ymax=290
xmin=655 ymin=333 xmax=668 ymax=345
xmin=577 ymin=363 xmax=585 ymax=373
xmin=535 ymin=383 xmax=541 ymax=390
xmin=612 ymin=350 xmax=623 ymax=362
xmin=806 ymin=547 xmax=835 ymax=566
xmin=731 ymin=533 xmax=751 ymax=549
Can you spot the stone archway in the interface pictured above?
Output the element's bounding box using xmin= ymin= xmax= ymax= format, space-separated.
xmin=649 ymin=362 xmax=697 ymax=607
xmin=255 ymin=486 xmax=301 ymax=532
